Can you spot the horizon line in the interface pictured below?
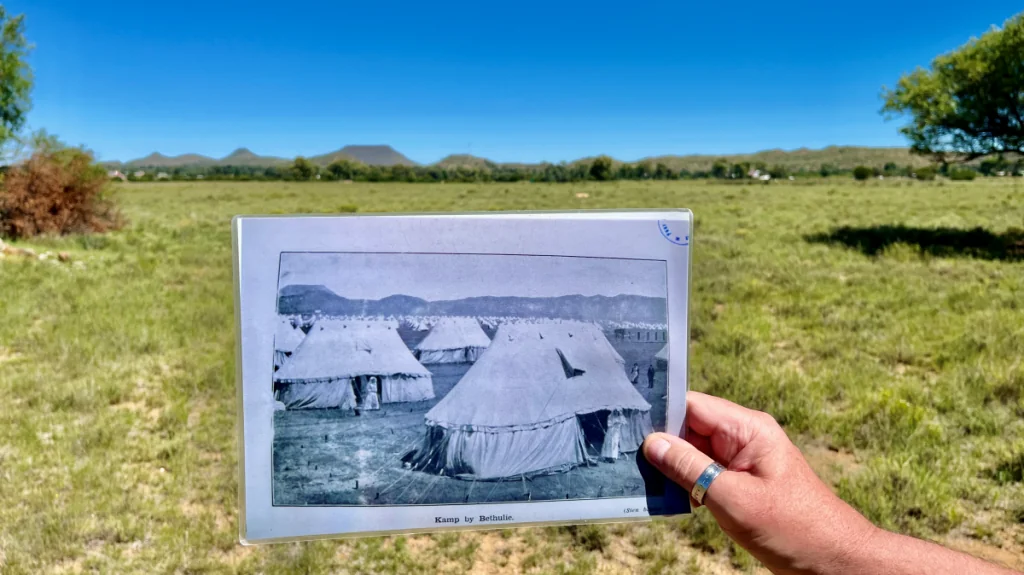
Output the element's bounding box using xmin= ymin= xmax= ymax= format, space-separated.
xmin=279 ymin=287 xmax=667 ymax=303
xmin=103 ymin=143 xmax=914 ymax=166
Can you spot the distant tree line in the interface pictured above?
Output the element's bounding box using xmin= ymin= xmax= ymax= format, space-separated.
xmin=118 ymin=154 xmax=1023 ymax=183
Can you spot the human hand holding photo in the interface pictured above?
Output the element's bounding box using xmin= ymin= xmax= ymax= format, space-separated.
xmin=643 ymin=392 xmax=1022 ymax=575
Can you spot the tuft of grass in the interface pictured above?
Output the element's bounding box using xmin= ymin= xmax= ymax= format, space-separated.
xmin=559 ymin=524 xmax=610 ymax=553
xmin=838 ymin=455 xmax=963 ymax=535
xmin=992 ymin=447 xmax=1024 ymax=485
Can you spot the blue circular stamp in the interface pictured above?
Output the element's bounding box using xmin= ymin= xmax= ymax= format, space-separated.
xmin=658 ymin=220 xmax=689 ymax=245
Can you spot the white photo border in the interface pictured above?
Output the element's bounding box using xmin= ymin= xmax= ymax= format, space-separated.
xmin=234 ymin=210 xmax=693 ymax=543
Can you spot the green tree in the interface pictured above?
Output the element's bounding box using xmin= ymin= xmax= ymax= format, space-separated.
xmin=979 ymin=155 xmax=1010 ymax=175
xmin=390 ymin=164 xmax=413 ymax=182
xmin=0 ymin=7 xmax=32 ymax=155
xmin=326 ymin=159 xmax=362 ymax=181
xmin=290 ymin=157 xmax=316 ymax=180
xmin=653 ymin=162 xmax=673 ymax=179
xmin=853 ymin=166 xmax=873 ymax=180
xmin=914 ymin=166 xmax=937 ymax=180
xmin=589 ymin=155 xmax=614 ymax=181
xmin=819 ymin=163 xmax=839 ymax=177
xmin=948 ymin=167 xmax=977 ymax=180
xmin=768 ymin=164 xmax=789 ymax=179
xmin=710 ymin=160 xmax=728 ymax=179
xmin=882 ymin=13 xmax=1024 ymax=162
xmin=634 ymin=161 xmax=652 ymax=179
xmin=729 ymin=162 xmax=749 ymax=179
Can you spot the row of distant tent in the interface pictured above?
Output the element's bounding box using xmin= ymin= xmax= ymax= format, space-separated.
xmin=307 ymin=314 xmax=667 ymax=333
xmin=271 ymin=316 xmax=668 ymax=479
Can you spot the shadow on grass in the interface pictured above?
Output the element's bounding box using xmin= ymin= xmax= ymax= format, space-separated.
xmin=805 ymin=225 xmax=1024 ymax=261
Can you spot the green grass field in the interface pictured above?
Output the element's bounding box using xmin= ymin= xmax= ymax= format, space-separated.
xmin=1 ymin=178 xmax=1023 ymax=573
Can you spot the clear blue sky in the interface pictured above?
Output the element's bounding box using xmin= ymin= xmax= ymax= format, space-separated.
xmin=13 ymin=0 xmax=1023 ymax=164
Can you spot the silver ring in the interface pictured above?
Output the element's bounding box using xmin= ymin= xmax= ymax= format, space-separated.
xmin=691 ymin=462 xmax=725 ymax=504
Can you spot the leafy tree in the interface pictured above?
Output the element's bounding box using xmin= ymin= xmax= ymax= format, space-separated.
xmin=0 ymin=7 xmax=32 ymax=155
xmin=979 ymin=155 xmax=1011 ymax=175
xmin=390 ymin=164 xmax=413 ymax=182
xmin=710 ymin=160 xmax=729 ymax=179
xmin=653 ymin=162 xmax=673 ymax=180
xmin=914 ymin=166 xmax=937 ymax=180
xmin=290 ymin=157 xmax=317 ymax=180
xmin=634 ymin=161 xmax=652 ymax=179
xmin=326 ymin=159 xmax=363 ymax=180
xmin=882 ymin=162 xmax=901 ymax=177
xmin=948 ymin=167 xmax=977 ymax=180
xmin=882 ymin=13 xmax=1024 ymax=162
xmin=589 ymin=155 xmax=614 ymax=181
xmin=768 ymin=164 xmax=789 ymax=179
xmin=853 ymin=166 xmax=873 ymax=180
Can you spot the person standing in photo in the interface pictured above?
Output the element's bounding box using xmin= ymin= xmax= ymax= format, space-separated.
xmin=629 ymin=362 xmax=640 ymax=385
xmin=601 ymin=409 xmax=626 ymax=462
xmin=362 ymin=376 xmax=380 ymax=411
xmin=647 ymin=364 xmax=656 ymax=388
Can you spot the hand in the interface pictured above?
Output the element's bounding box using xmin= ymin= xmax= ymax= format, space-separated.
xmin=642 ymin=392 xmax=1021 ymax=575
xmin=643 ymin=392 xmax=875 ymax=574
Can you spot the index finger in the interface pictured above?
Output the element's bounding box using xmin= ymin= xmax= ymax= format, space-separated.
xmin=685 ymin=391 xmax=762 ymax=443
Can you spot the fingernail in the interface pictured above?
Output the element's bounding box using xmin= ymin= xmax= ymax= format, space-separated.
xmin=646 ymin=438 xmax=671 ymax=465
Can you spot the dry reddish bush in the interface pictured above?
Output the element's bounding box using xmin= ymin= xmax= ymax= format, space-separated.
xmin=0 ymin=149 xmax=123 ymax=239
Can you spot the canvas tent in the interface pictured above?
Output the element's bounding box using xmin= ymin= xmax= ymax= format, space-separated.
xmin=578 ymin=322 xmax=625 ymax=367
xmin=274 ymin=317 xmax=307 ymax=370
xmin=273 ymin=320 xmax=434 ymax=409
xmin=414 ymin=317 xmax=492 ymax=364
xmin=405 ymin=322 xmax=652 ymax=479
xmin=654 ymin=343 xmax=668 ymax=370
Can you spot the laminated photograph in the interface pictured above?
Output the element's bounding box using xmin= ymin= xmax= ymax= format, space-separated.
xmin=233 ymin=210 xmax=692 ymax=543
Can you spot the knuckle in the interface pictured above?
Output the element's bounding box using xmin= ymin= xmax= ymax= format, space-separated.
xmin=667 ymin=447 xmax=700 ymax=482
xmin=757 ymin=411 xmax=779 ymax=428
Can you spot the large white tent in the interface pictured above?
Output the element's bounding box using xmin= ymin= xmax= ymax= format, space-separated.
xmin=274 ymin=317 xmax=307 ymax=370
xmin=274 ymin=320 xmax=434 ymax=409
xmin=578 ymin=322 xmax=625 ymax=367
xmin=654 ymin=343 xmax=669 ymax=370
xmin=414 ymin=317 xmax=492 ymax=364
xmin=405 ymin=322 xmax=652 ymax=479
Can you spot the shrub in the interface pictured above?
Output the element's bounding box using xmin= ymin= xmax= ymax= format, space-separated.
xmin=852 ymin=166 xmax=873 ymax=181
xmin=914 ymin=166 xmax=937 ymax=180
xmin=948 ymin=168 xmax=977 ymax=181
xmin=0 ymin=148 xmax=123 ymax=239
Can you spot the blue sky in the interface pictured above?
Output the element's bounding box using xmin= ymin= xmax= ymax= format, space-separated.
xmin=280 ymin=253 xmax=666 ymax=299
xmin=13 ymin=0 xmax=1022 ymax=164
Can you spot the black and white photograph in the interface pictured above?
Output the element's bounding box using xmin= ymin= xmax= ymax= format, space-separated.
xmin=270 ymin=252 xmax=669 ymax=507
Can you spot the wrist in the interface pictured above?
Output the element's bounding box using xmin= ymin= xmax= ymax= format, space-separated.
xmin=815 ymin=520 xmax=884 ymax=575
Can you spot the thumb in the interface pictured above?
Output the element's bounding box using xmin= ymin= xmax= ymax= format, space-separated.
xmin=643 ymin=432 xmax=716 ymax=495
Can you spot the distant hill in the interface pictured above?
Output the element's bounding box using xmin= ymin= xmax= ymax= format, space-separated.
xmin=436 ymin=154 xmax=496 ymax=169
xmin=278 ymin=284 xmax=666 ymax=325
xmin=112 ymin=148 xmax=287 ymax=168
xmin=307 ymin=149 xmax=359 ymax=166
xmin=105 ymin=145 xmax=934 ymax=171
xmin=219 ymin=148 xmax=289 ymax=167
xmin=310 ymin=145 xmax=417 ymax=167
xmin=635 ymin=146 xmax=933 ymax=172
xmin=119 ymin=152 xmax=218 ymax=168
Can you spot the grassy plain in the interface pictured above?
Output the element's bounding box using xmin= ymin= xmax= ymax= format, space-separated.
xmin=0 ymin=178 xmax=1023 ymax=573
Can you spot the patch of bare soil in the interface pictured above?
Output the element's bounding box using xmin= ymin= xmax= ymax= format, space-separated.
xmin=944 ymin=514 xmax=1024 ymax=571
xmin=799 ymin=439 xmax=861 ymax=488
xmin=0 ymin=347 xmax=21 ymax=365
